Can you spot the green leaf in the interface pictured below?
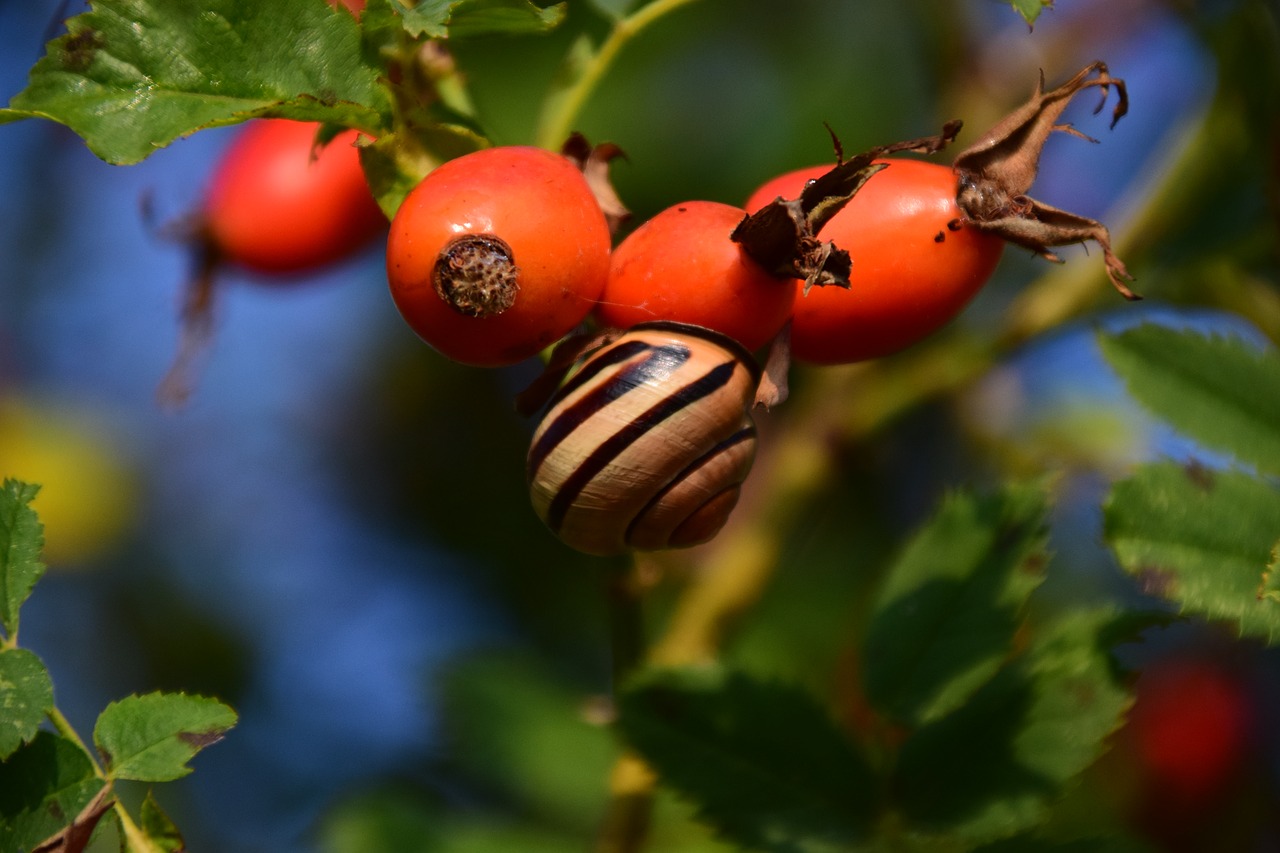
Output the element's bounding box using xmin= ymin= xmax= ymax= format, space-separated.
xmin=862 ymin=484 xmax=1049 ymax=727
xmin=0 ymin=731 xmax=108 ymax=853
xmin=0 ymin=648 xmax=54 ymax=759
xmin=617 ymin=666 xmax=875 ymax=853
xmin=392 ymin=0 xmax=566 ymax=39
xmin=894 ymin=607 xmax=1131 ymax=844
xmin=1104 ymin=461 xmax=1280 ymax=643
xmin=359 ymin=122 xmax=487 ymax=218
xmin=1262 ymin=540 xmax=1280 ymax=602
xmin=139 ymin=790 xmax=185 ymax=853
xmin=0 ymin=479 xmax=45 ymax=639
xmin=440 ymin=653 xmax=615 ymax=829
xmin=2 ymin=0 xmax=389 ymax=165
xmin=357 ymin=0 xmax=411 ymax=61
xmin=94 ymin=692 xmax=237 ymax=782
xmin=1009 ymin=0 xmax=1053 ymax=27
xmin=1098 ymin=325 xmax=1280 ymax=476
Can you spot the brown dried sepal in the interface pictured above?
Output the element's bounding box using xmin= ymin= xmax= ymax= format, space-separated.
xmin=754 ymin=321 xmax=793 ymax=410
xmin=731 ymin=121 xmax=963 ymax=293
xmin=155 ymin=220 xmax=221 ymax=409
xmin=953 ymin=61 xmax=1139 ymax=299
xmin=561 ymin=133 xmax=631 ymax=235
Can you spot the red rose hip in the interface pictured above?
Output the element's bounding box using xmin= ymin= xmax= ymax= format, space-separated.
xmin=386 ymin=146 xmax=612 ymax=367
xmin=596 ymin=201 xmax=794 ymax=352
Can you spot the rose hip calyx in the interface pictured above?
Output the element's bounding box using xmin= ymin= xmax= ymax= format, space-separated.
xmin=952 ymin=60 xmax=1138 ymax=299
xmin=432 ymin=233 xmax=520 ymax=318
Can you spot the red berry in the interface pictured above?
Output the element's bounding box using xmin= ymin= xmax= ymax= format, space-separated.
xmin=203 ymin=119 xmax=385 ymax=275
xmin=386 ymin=146 xmax=612 ymax=367
xmin=1129 ymin=659 xmax=1254 ymax=806
xmin=744 ymin=159 xmax=1004 ymax=364
xmin=596 ymin=201 xmax=794 ymax=352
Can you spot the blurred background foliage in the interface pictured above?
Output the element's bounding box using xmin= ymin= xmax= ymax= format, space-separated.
xmin=1 ymin=0 xmax=1278 ymax=850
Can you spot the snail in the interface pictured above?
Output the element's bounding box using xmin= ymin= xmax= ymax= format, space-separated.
xmin=526 ymin=321 xmax=761 ymax=556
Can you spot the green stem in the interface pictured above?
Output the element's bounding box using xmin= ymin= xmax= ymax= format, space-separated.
xmin=596 ymin=561 xmax=655 ymax=853
xmin=47 ymin=706 xmax=104 ymax=779
xmin=536 ymin=0 xmax=705 ymax=149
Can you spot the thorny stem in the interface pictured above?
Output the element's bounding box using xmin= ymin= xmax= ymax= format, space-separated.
xmin=47 ymin=707 xmax=160 ymax=852
xmin=536 ymin=0 xmax=705 ymax=150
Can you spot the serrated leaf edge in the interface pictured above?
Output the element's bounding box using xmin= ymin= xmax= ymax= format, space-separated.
xmin=94 ymin=691 xmax=237 ymax=782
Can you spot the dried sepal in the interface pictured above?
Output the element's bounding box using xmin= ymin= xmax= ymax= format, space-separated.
xmin=754 ymin=321 xmax=793 ymax=410
xmin=953 ymin=61 xmax=1137 ymax=298
xmin=955 ymin=61 xmax=1127 ymax=196
xmin=970 ymin=194 xmax=1138 ymax=299
xmin=728 ymin=188 xmax=859 ymax=293
xmin=731 ymin=121 xmax=963 ymax=291
xmin=561 ymin=133 xmax=631 ymax=235
xmin=156 ymin=239 xmax=220 ymax=409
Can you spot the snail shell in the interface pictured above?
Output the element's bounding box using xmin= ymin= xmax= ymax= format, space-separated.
xmin=527 ymin=321 xmax=761 ymax=556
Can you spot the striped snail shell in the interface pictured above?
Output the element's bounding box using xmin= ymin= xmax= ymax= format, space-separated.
xmin=527 ymin=321 xmax=761 ymax=557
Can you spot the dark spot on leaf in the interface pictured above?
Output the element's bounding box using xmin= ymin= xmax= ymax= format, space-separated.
xmin=1184 ymin=459 xmax=1215 ymax=491
xmin=993 ymin=517 xmax=1035 ymax=555
xmin=178 ymin=728 xmax=228 ymax=750
xmin=1135 ymin=564 xmax=1179 ymax=598
xmin=1011 ymin=621 xmax=1034 ymax=656
xmin=60 ymin=28 xmax=105 ymax=73
xmin=1065 ymin=677 xmax=1098 ymax=708
xmin=1020 ymin=552 xmax=1047 ymax=574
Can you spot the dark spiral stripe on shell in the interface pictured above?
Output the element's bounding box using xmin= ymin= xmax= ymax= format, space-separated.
xmin=624 ymin=423 xmax=757 ymax=547
xmin=543 ymin=358 xmax=742 ymax=534
xmin=527 ymin=340 xmax=690 ymax=481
